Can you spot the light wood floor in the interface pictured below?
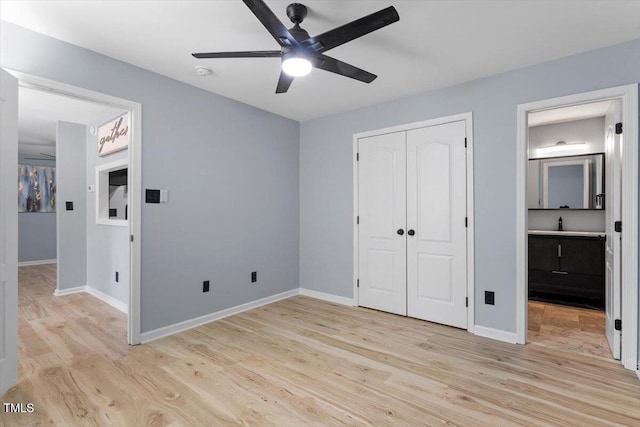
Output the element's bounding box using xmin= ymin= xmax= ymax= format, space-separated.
xmin=528 ymin=300 xmax=612 ymax=358
xmin=3 ymin=265 xmax=640 ymax=426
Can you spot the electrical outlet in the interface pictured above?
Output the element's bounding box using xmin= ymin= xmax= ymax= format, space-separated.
xmin=251 ymin=271 xmax=257 ymax=283
xmin=485 ymin=291 xmax=495 ymax=305
xmin=203 ymin=280 xmax=210 ymax=292
xmin=115 ymin=271 xmax=119 ymax=283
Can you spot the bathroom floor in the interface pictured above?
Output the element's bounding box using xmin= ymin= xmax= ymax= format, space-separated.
xmin=528 ymin=300 xmax=612 ymax=359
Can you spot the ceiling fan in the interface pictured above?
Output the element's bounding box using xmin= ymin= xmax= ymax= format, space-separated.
xmin=192 ymin=0 xmax=399 ymax=93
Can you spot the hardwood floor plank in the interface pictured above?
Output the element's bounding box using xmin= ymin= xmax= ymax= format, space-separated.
xmin=2 ymin=265 xmax=640 ymax=426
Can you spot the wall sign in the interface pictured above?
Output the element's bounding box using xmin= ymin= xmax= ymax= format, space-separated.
xmin=98 ymin=113 xmax=130 ymax=156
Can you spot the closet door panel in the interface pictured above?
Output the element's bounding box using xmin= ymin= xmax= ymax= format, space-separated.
xmin=406 ymin=120 xmax=467 ymax=328
xmin=357 ymin=132 xmax=407 ymax=315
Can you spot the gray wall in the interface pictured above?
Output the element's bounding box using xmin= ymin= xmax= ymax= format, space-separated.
xmin=56 ymin=121 xmax=86 ymax=290
xmin=17 ymin=154 xmax=56 ymax=263
xmin=86 ymin=112 xmax=129 ymax=306
xmin=0 ymin=22 xmax=300 ymax=333
xmin=18 ymin=214 xmax=56 ymax=263
xmin=528 ymin=117 xmax=605 ymax=232
xmin=299 ymin=39 xmax=640 ymax=333
xmin=529 ymin=117 xmax=605 ymax=157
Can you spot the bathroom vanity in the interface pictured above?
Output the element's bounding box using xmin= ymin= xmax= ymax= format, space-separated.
xmin=528 ymin=230 xmax=605 ymax=308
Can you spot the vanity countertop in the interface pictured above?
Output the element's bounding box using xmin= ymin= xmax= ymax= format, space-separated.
xmin=528 ymin=229 xmax=605 ymax=237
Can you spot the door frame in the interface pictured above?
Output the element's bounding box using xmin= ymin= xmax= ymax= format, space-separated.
xmin=516 ymin=84 xmax=638 ymax=371
xmin=352 ymin=112 xmax=475 ymax=332
xmin=5 ymin=68 xmax=143 ymax=345
xmin=1 ymin=68 xmax=19 ymax=395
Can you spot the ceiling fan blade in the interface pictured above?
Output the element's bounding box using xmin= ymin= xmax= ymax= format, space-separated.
xmin=275 ymin=71 xmax=294 ymax=94
xmin=313 ymin=55 xmax=377 ymax=83
xmin=192 ymin=50 xmax=281 ymax=59
xmin=302 ymin=6 xmax=399 ymax=53
xmin=242 ymin=0 xmax=298 ymax=47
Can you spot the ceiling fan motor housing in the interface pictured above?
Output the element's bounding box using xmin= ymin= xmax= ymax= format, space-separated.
xmin=286 ymin=3 xmax=308 ymax=25
xmin=288 ymin=25 xmax=310 ymax=42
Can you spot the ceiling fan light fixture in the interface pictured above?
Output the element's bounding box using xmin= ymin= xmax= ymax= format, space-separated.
xmin=282 ymin=52 xmax=312 ymax=77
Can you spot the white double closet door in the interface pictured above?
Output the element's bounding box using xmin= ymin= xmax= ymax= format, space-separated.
xmin=358 ymin=120 xmax=468 ymax=329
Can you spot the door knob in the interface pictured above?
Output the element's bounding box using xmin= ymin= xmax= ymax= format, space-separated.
xmin=408 ymin=229 xmax=415 ymax=236
xmin=397 ymin=229 xmax=404 ymax=236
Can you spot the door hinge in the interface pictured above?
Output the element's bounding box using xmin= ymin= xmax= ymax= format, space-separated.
xmin=464 ymin=137 xmax=467 ymax=148
xmin=615 ymin=319 xmax=622 ymax=331
xmin=465 ymin=217 xmax=468 ymax=227
xmin=615 ymin=122 xmax=622 ymax=135
xmin=465 ymin=297 xmax=468 ymax=307
xmin=356 ymin=153 xmax=359 ymax=161
xmin=130 ymin=235 xmax=134 ymax=242
xmin=356 ymin=216 xmax=359 ymax=225
xmin=357 ymin=279 xmax=360 ymax=288
xmin=615 ymin=221 xmax=622 ymax=232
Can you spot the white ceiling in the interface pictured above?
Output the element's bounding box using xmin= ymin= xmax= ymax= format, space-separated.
xmin=2 ymin=1 xmax=639 ymax=121
xmin=18 ymin=86 xmax=124 ymax=156
xmin=528 ymin=100 xmax=614 ymax=127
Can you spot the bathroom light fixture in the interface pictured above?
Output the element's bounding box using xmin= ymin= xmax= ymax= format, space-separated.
xmin=281 ymin=51 xmax=312 ymax=77
xmin=537 ymin=140 xmax=585 ymax=154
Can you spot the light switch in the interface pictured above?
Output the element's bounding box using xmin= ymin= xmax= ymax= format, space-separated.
xmin=160 ymin=189 xmax=168 ymax=203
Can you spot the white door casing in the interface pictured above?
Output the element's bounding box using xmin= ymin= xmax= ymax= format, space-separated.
xmin=605 ymin=101 xmax=622 ymax=360
xmin=406 ymin=121 xmax=468 ymax=328
xmin=0 ymin=68 xmax=19 ymax=395
xmin=357 ymin=132 xmax=408 ymax=316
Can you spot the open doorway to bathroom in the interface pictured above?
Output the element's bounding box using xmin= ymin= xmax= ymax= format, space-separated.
xmin=516 ymin=85 xmax=638 ymax=371
xmin=526 ymin=100 xmax=616 ymax=358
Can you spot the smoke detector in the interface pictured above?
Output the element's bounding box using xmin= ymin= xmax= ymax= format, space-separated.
xmin=194 ymin=66 xmax=213 ymax=76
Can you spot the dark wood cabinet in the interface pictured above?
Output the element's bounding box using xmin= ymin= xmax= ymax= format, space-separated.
xmin=528 ymin=234 xmax=605 ymax=307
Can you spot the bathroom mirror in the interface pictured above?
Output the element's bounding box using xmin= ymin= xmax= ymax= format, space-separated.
xmin=528 ymin=153 xmax=604 ymax=210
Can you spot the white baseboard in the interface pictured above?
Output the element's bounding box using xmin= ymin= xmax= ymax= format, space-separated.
xmin=53 ymin=285 xmax=86 ymax=297
xmin=53 ymin=285 xmax=127 ymax=314
xmin=473 ymin=325 xmax=519 ymax=344
xmin=19 ymin=259 xmax=56 ymax=267
xmin=298 ymin=288 xmax=354 ymax=306
xmin=85 ymin=286 xmax=128 ymax=314
xmin=636 ymin=369 xmax=640 ymax=382
xmin=141 ymin=289 xmax=299 ymax=344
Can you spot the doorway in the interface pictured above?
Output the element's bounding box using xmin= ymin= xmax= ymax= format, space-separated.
xmin=5 ymin=68 xmax=142 ymax=346
xmin=516 ymin=85 xmax=638 ymax=371
xmin=353 ymin=113 xmax=475 ymax=331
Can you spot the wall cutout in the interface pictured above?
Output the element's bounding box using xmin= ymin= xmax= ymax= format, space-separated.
xmin=109 ymin=168 xmax=128 ymax=219
xmin=95 ymin=158 xmax=128 ymax=226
